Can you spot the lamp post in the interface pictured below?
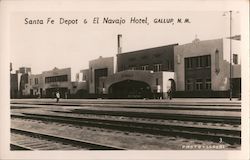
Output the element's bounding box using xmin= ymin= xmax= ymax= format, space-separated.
xmin=229 ymin=10 xmax=232 ymax=101
xmin=223 ymin=11 xmax=233 ymax=100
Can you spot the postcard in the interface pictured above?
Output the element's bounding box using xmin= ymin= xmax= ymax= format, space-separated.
xmin=0 ymin=0 xmax=249 ymax=160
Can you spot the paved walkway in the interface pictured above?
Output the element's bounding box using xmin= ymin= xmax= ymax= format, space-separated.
xmin=11 ymin=98 xmax=241 ymax=105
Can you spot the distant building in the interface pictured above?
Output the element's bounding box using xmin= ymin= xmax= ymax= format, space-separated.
xmin=10 ymin=67 xmax=31 ymax=98
xmin=10 ymin=73 xmax=18 ymax=98
xmin=22 ymin=67 xmax=87 ymax=98
xmin=18 ymin=67 xmax=31 ymax=74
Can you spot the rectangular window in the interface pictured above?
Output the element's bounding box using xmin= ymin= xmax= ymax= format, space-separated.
xmin=142 ymin=65 xmax=149 ymax=70
xmin=45 ymin=75 xmax=68 ymax=83
xmin=153 ymin=64 xmax=162 ymax=72
xmin=186 ymin=55 xmax=211 ymax=69
xmin=191 ymin=58 xmax=196 ymax=68
xmin=195 ymin=56 xmax=203 ymax=68
xmin=204 ymin=55 xmax=211 ymax=67
xmin=153 ymin=65 xmax=157 ymax=72
xmin=156 ymin=78 xmax=159 ymax=85
xmin=199 ymin=56 xmax=203 ymax=67
xmin=131 ymin=67 xmax=136 ymax=70
xmin=34 ymin=78 xmax=38 ymax=84
xmin=195 ymin=57 xmax=200 ymax=68
xmin=186 ymin=79 xmax=193 ymax=91
xmin=137 ymin=66 xmax=143 ymax=70
xmin=185 ymin=58 xmax=193 ymax=69
xmin=195 ymin=79 xmax=203 ymax=90
xmin=205 ymin=79 xmax=211 ymax=90
xmin=233 ymin=54 xmax=238 ymax=64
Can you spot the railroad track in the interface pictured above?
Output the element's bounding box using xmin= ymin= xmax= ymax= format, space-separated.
xmin=12 ymin=113 xmax=241 ymax=145
xmin=10 ymin=103 xmax=240 ymax=112
xmin=10 ymin=100 xmax=241 ymax=107
xmin=11 ymin=128 xmax=125 ymax=150
xmin=54 ymin=109 xmax=241 ymax=125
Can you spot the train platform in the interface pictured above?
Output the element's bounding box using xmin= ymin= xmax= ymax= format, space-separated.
xmin=10 ymin=98 xmax=241 ymax=107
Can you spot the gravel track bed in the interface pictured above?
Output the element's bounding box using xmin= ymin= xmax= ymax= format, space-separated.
xmin=11 ymin=107 xmax=241 ymax=131
xmin=11 ymin=118 xmax=240 ymax=150
xmin=11 ymin=103 xmax=240 ymax=117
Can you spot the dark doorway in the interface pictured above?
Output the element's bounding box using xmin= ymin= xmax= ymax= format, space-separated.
xmin=108 ymin=80 xmax=152 ymax=99
xmin=232 ymin=78 xmax=241 ymax=98
xmin=168 ymin=79 xmax=176 ymax=91
xmin=94 ymin=68 xmax=108 ymax=94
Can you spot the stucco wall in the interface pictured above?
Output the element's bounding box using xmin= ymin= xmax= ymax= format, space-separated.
xmin=102 ymin=70 xmax=174 ymax=94
xmin=162 ymin=72 xmax=175 ymax=92
xmin=23 ymin=74 xmax=43 ymax=95
xmin=42 ymin=68 xmax=71 ymax=90
xmin=174 ymin=38 xmax=231 ymax=91
xmin=89 ymin=56 xmax=114 ymax=94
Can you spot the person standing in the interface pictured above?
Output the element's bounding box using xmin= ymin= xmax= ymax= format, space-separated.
xmin=56 ymin=91 xmax=60 ymax=103
xmin=167 ymin=88 xmax=172 ymax=100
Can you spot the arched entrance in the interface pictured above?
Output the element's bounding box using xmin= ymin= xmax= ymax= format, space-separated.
xmin=108 ymin=80 xmax=152 ymax=99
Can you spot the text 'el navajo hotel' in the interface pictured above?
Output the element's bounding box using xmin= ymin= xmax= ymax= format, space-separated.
xmin=10 ymin=35 xmax=241 ymax=99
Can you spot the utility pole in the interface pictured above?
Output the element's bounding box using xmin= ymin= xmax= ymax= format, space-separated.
xmin=229 ymin=10 xmax=232 ymax=101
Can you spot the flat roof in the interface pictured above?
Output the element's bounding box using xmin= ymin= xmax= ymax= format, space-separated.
xmin=118 ymin=43 xmax=178 ymax=56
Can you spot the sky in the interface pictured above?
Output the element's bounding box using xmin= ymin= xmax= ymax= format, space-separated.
xmin=10 ymin=11 xmax=241 ymax=80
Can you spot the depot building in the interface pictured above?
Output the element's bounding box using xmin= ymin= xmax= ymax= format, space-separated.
xmin=22 ymin=67 xmax=87 ymax=98
xmin=83 ymin=36 xmax=241 ymax=99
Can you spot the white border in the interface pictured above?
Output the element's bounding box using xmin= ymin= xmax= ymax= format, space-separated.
xmin=0 ymin=0 xmax=249 ymax=160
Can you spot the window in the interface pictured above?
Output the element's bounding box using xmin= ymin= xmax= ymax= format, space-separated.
xmin=153 ymin=64 xmax=162 ymax=72
xmin=205 ymin=79 xmax=211 ymax=90
xmin=195 ymin=57 xmax=203 ymax=68
xmin=35 ymin=78 xmax=38 ymax=84
xmin=204 ymin=55 xmax=211 ymax=67
xmin=186 ymin=55 xmax=211 ymax=69
xmin=45 ymin=75 xmax=68 ymax=83
xmin=121 ymin=64 xmax=126 ymax=71
xmin=195 ymin=79 xmax=203 ymax=90
xmin=142 ymin=65 xmax=149 ymax=70
xmin=185 ymin=58 xmax=193 ymax=69
xmin=156 ymin=78 xmax=159 ymax=85
xmin=137 ymin=66 xmax=143 ymax=70
xmin=186 ymin=79 xmax=193 ymax=91
xmin=131 ymin=67 xmax=136 ymax=70
xmin=233 ymin=54 xmax=238 ymax=64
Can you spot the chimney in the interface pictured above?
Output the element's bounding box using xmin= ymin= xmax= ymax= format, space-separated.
xmin=117 ymin=34 xmax=122 ymax=54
